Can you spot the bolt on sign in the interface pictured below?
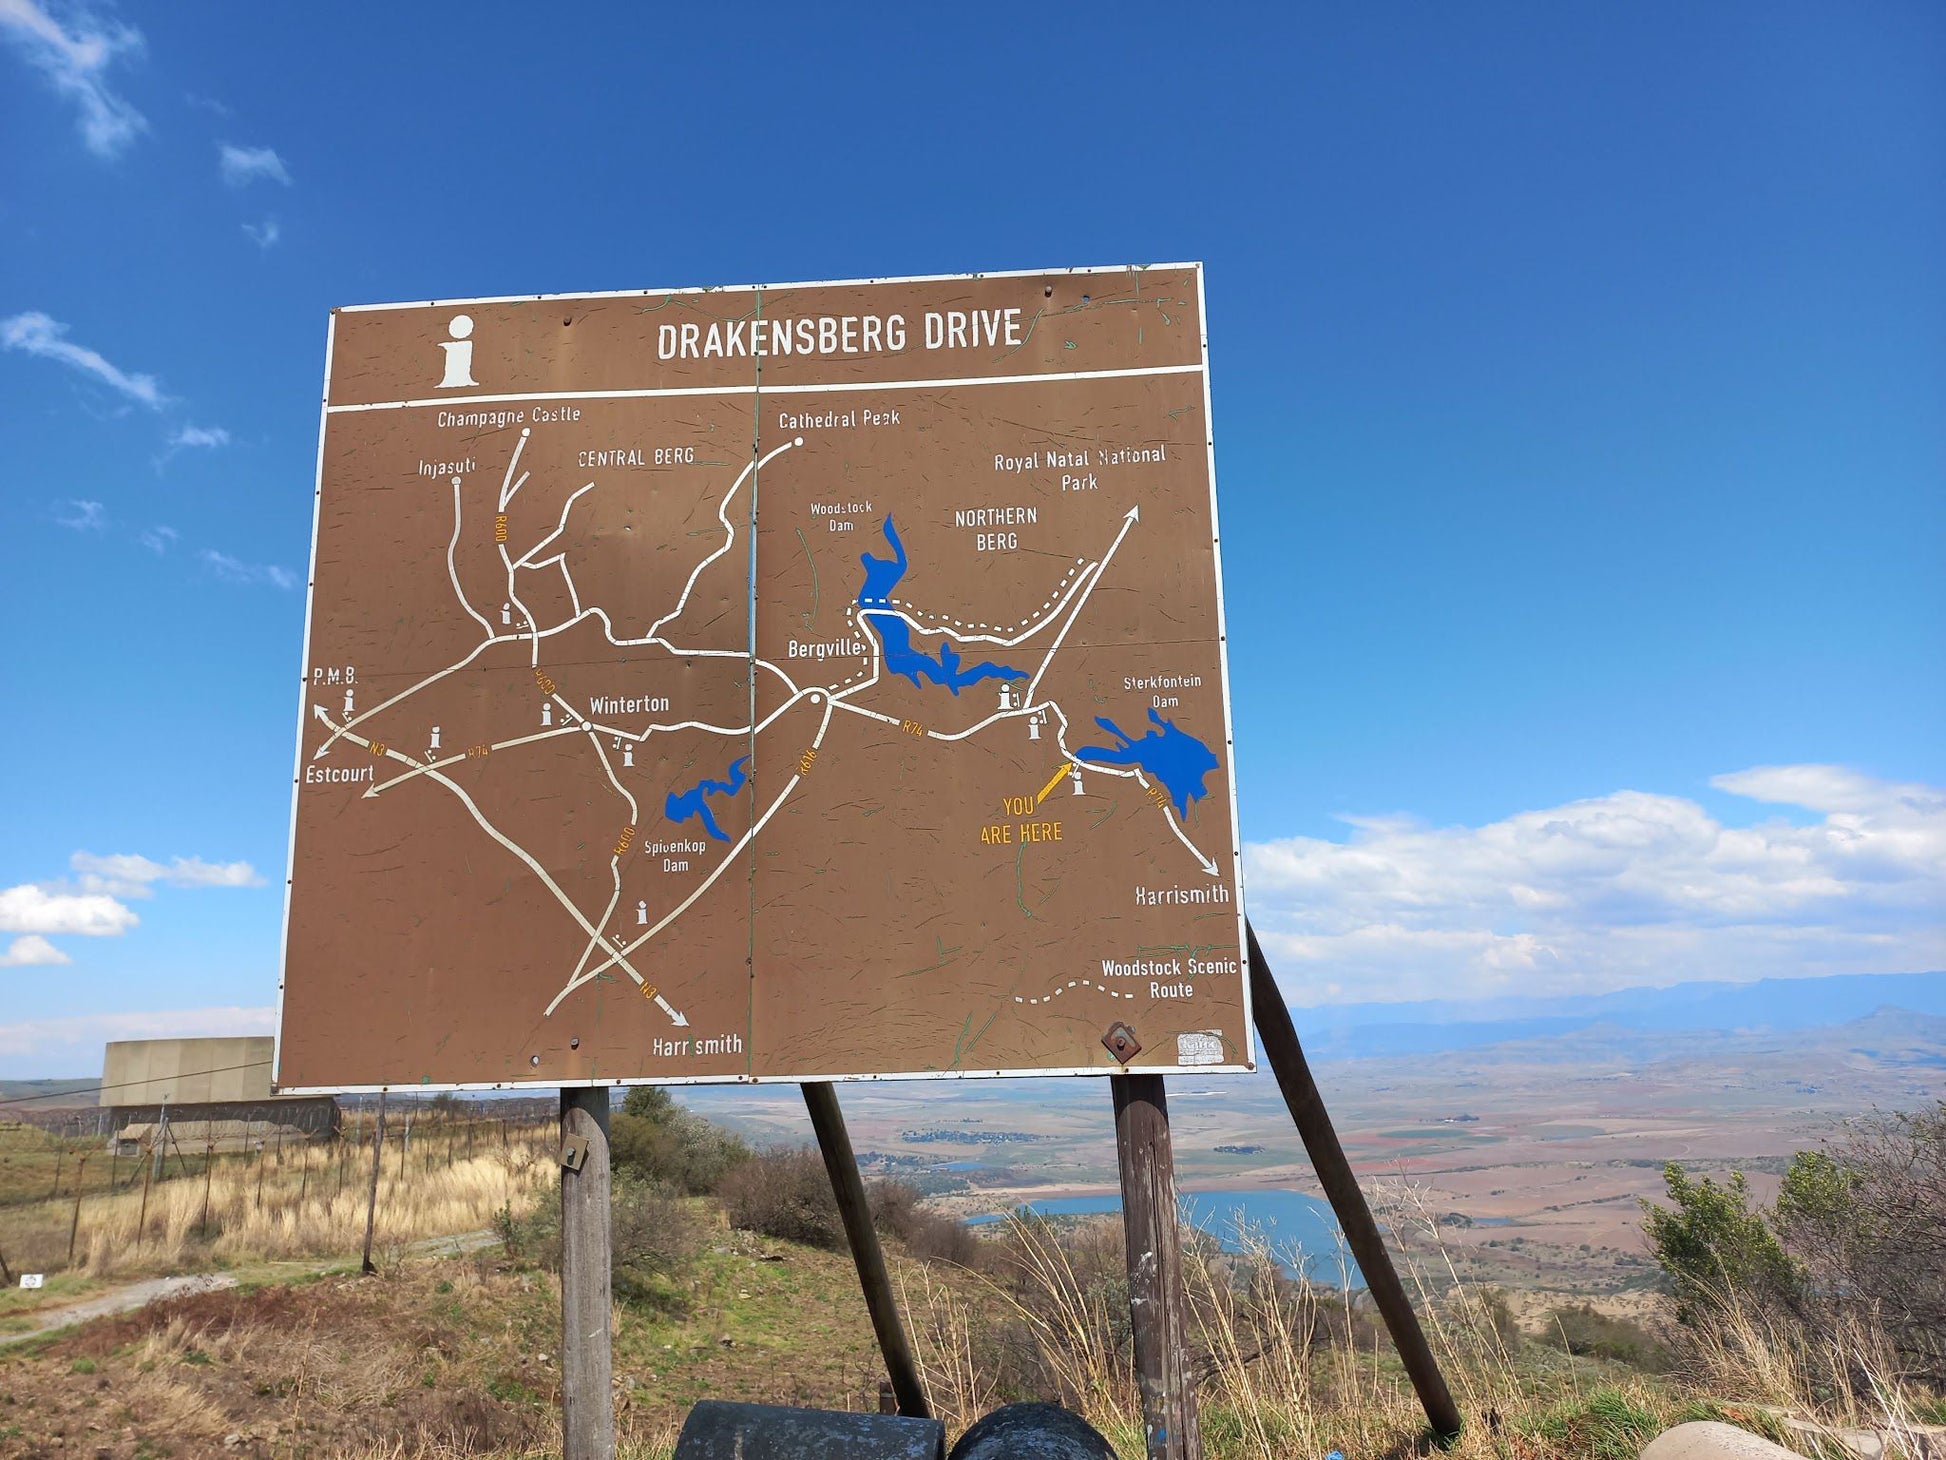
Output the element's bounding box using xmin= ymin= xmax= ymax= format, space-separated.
xmin=276 ymin=265 xmax=1252 ymax=1091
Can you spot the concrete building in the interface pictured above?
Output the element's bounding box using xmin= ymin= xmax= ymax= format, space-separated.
xmin=102 ymin=1037 xmax=337 ymax=1153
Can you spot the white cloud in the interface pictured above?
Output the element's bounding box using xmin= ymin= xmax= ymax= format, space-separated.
xmin=0 ymin=935 xmax=72 ymax=967
xmin=167 ymin=423 xmax=229 ymax=450
xmin=1243 ymin=766 xmax=1946 ymax=1006
xmin=199 ymin=549 xmax=297 ymax=590
xmin=218 ymin=142 xmax=289 ymax=187
xmin=54 ymin=497 xmax=105 ymax=530
xmin=0 ymin=852 xmax=261 ymax=971
xmin=2 ymin=310 xmax=162 ymax=407
xmin=0 ymin=0 xmax=146 ymax=157
xmin=0 ymin=1006 xmax=275 ymax=1073
xmin=0 ymin=882 xmax=137 ymax=937
xmin=137 ymin=524 xmax=177 ymax=554
xmin=241 ymin=218 xmax=280 ymax=249
xmin=70 ymin=851 xmax=261 ymax=899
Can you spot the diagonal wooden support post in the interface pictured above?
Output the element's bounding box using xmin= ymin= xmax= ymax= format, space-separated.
xmin=1246 ymin=920 xmax=1465 ymax=1443
xmin=802 ymin=1081 xmax=931 ymax=1419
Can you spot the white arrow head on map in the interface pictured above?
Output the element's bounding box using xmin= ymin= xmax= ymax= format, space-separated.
xmin=653 ymin=992 xmax=690 ymax=1027
xmin=1124 ymin=503 xmax=1140 ymax=522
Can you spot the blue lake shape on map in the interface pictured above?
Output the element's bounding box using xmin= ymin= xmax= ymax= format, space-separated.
xmin=1078 ymin=709 xmax=1220 ymax=817
xmin=858 ymin=516 xmax=1029 ymax=697
xmin=664 ymin=757 xmax=748 ymax=842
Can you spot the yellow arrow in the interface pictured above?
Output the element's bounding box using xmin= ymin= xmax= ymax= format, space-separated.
xmin=1035 ymin=763 xmax=1072 ymax=805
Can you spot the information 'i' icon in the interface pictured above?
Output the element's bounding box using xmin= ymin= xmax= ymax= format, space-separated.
xmin=997 ymin=683 xmax=1013 ymax=711
xmin=1070 ymin=763 xmax=1084 ymax=795
xmin=540 ymin=701 xmax=552 ymax=727
xmin=636 ymin=900 xmax=648 ymax=925
xmin=437 ymin=315 xmax=478 ymax=389
xmin=342 ymin=686 xmax=355 ymax=715
xmin=500 ymin=602 xmax=511 ymax=626
xmin=429 ymin=725 xmax=442 ymax=752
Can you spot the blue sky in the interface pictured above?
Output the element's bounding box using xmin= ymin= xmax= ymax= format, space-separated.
xmin=2 ymin=3 xmax=1941 ymax=1074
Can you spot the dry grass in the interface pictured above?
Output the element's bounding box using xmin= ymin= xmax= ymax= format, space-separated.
xmin=0 ymin=1117 xmax=558 ymax=1285
xmin=890 ymin=1178 xmax=1944 ymax=1460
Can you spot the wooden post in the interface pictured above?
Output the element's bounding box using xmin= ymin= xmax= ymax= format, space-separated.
xmin=66 ymin=1156 xmax=89 ymax=1265
xmin=361 ymin=1091 xmax=387 ymax=1274
xmin=559 ymin=1086 xmax=615 ymax=1460
xmin=802 ymin=1082 xmax=930 ymax=1420
xmin=1246 ymin=922 xmax=1464 ymax=1442
xmin=200 ymin=1141 xmax=216 ymax=1234
xmin=1112 ymin=1074 xmax=1200 ymax=1460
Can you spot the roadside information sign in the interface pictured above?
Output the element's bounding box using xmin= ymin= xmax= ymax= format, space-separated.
xmin=276 ymin=265 xmax=1250 ymax=1090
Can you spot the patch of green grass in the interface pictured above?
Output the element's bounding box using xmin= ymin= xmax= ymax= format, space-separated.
xmin=69 ymin=1357 xmax=95 ymax=1374
xmin=1524 ymin=1385 xmax=1664 ymax=1460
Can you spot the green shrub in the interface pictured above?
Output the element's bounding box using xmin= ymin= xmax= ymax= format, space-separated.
xmin=1543 ymin=1303 xmax=1671 ymax=1371
xmin=610 ymin=1090 xmax=750 ymax=1195
xmin=1640 ymin=1165 xmax=1803 ymax=1324
xmin=719 ymin=1148 xmax=842 ymax=1248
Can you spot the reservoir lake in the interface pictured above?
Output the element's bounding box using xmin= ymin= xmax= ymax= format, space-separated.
xmin=970 ymin=1188 xmax=1362 ymax=1287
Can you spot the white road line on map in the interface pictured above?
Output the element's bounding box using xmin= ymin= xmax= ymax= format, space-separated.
xmin=646 ymin=437 xmax=800 ymax=643
xmin=364 ymin=723 xmax=583 ymax=797
xmin=327 ymin=363 xmax=1207 ymax=415
xmin=448 ymin=479 xmax=495 ymax=639
xmin=314 ymin=708 xmax=634 ymax=975
xmin=830 ymin=701 xmax=901 ymax=727
xmin=559 ymin=705 xmax=830 ymax=1007
xmin=1013 ymin=977 xmax=1132 ymax=1006
xmin=1164 ymin=805 xmax=1222 ymax=877
xmin=497 ymin=430 xmax=531 ymax=511
xmin=886 ymin=562 xmax=1091 ymax=649
xmin=515 ymin=482 xmax=595 ymax=567
xmin=556 ymin=558 xmax=582 ymax=616
xmin=589 ymin=732 xmax=638 ymax=826
xmin=313 ymin=635 xmax=502 ymax=758
xmin=926 ymin=706 xmax=1036 ymax=744
xmin=499 ymin=541 xmax=546 ymax=667
xmin=1023 ymin=503 xmax=1138 ymax=704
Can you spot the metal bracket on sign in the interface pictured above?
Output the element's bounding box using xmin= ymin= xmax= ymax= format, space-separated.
xmin=1101 ymin=1022 xmax=1142 ymax=1065
xmin=560 ymin=1134 xmax=589 ymax=1172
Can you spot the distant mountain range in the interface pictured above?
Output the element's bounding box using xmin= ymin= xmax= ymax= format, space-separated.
xmin=1287 ymin=971 xmax=1946 ymax=1061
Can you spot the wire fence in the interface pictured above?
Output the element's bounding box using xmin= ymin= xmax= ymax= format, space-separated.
xmin=0 ymin=1101 xmax=562 ymax=1285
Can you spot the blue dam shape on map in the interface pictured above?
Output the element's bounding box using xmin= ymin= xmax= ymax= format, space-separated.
xmin=858 ymin=516 xmax=1028 ymax=697
xmin=664 ymin=757 xmax=748 ymax=842
xmin=1078 ymin=710 xmax=1220 ymax=817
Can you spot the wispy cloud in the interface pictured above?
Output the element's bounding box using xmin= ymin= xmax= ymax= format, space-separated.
xmin=0 ymin=935 xmax=71 ymax=968
xmin=241 ymin=218 xmax=280 ymax=250
xmin=0 ymin=0 xmax=146 ymax=157
xmin=1244 ymin=765 xmax=1946 ymax=1005
xmin=137 ymin=524 xmax=176 ymax=555
xmin=199 ymin=548 xmax=298 ymax=591
xmin=167 ymin=423 xmax=229 ymax=450
xmin=2 ymin=310 xmax=162 ymax=407
xmin=218 ymin=142 xmax=289 ymax=187
xmin=69 ymin=851 xmax=261 ymax=899
xmin=53 ymin=497 xmax=105 ymax=530
xmin=0 ymin=1006 xmax=275 ymax=1073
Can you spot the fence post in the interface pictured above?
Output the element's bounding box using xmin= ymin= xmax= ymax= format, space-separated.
xmin=1112 ymin=1074 xmax=1201 ymax=1460
xmin=361 ymin=1091 xmax=387 ymax=1274
xmin=559 ymin=1086 xmax=615 ymax=1460
xmin=66 ymin=1156 xmax=90 ymax=1265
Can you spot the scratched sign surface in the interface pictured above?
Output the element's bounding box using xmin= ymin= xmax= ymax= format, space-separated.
xmin=276 ymin=265 xmax=1251 ymax=1090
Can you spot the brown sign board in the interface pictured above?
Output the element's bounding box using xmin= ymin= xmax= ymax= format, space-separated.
xmin=275 ymin=265 xmax=1251 ymax=1092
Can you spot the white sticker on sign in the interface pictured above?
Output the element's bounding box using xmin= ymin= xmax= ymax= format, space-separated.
xmin=19 ymin=1273 xmax=44 ymax=1289
xmin=1176 ymin=1031 xmax=1224 ymax=1066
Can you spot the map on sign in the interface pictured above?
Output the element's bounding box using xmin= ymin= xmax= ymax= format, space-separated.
xmin=275 ymin=265 xmax=1251 ymax=1091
